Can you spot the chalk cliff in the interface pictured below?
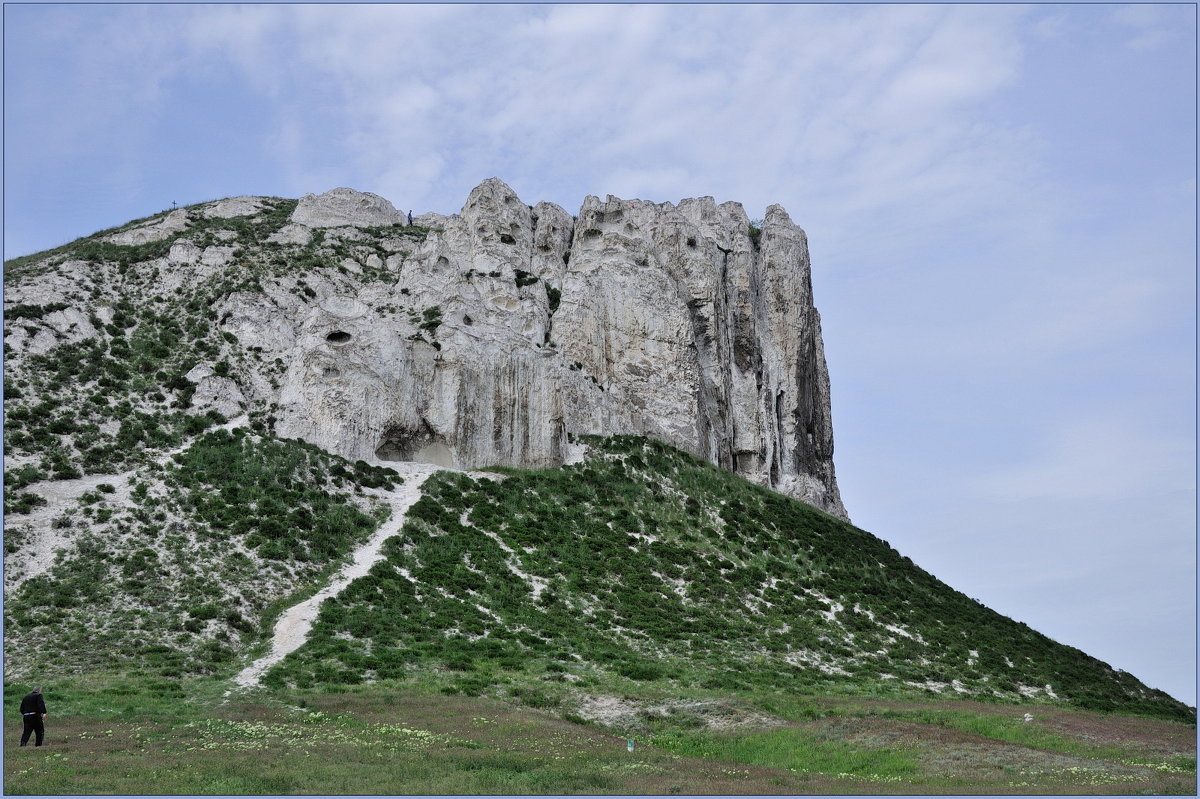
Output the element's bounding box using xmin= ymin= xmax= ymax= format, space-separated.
xmin=252 ymin=180 xmax=846 ymax=519
xmin=5 ymin=179 xmax=848 ymax=519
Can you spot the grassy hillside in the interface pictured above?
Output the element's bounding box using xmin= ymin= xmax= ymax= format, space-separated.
xmin=264 ymin=434 xmax=1191 ymax=722
xmin=4 ymin=428 xmax=400 ymax=678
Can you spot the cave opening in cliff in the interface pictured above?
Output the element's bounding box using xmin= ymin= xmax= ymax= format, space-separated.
xmin=375 ymin=422 xmax=458 ymax=468
xmin=326 ymin=331 xmax=352 ymax=344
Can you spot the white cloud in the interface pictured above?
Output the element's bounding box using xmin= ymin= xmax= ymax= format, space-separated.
xmin=600 ymin=167 xmax=694 ymax=203
xmin=1127 ymin=29 xmax=1174 ymax=52
xmin=1112 ymin=3 xmax=1163 ymax=29
xmin=874 ymin=12 xmax=1021 ymax=122
xmin=1031 ymin=11 xmax=1069 ymax=40
xmin=145 ymin=3 xmax=1044 ymax=234
xmin=1012 ymin=277 xmax=1163 ymax=356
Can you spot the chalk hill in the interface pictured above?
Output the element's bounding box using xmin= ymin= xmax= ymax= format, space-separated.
xmin=3 ymin=182 xmax=1190 ymax=722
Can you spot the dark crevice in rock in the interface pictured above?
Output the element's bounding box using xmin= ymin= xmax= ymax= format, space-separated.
xmin=375 ymin=420 xmax=456 ymax=467
xmin=772 ymin=390 xmax=784 ymax=485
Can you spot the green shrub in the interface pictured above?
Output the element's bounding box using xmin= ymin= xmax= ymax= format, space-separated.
xmin=747 ymin=219 xmax=763 ymax=250
xmin=616 ymin=661 xmax=664 ymax=681
xmin=5 ymin=491 xmax=47 ymax=514
xmin=513 ymin=269 xmax=540 ymax=288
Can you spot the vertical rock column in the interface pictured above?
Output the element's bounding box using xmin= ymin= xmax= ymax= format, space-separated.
xmin=755 ymin=205 xmax=846 ymax=518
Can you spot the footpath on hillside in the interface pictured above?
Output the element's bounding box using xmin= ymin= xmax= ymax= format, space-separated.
xmin=232 ymin=462 xmax=441 ymax=689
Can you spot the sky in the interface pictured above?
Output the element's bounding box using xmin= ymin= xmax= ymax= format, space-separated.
xmin=3 ymin=3 xmax=1196 ymax=706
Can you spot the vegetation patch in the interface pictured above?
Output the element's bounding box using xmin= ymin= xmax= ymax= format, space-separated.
xmin=265 ymin=435 xmax=1192 ymax=723
xmin=3 ymin=430 xmax=399 ymax=680
xmin=651 ymin=726 xmax=920 ymax=781
xmin=2 ymin=680 xmax=1193 ymax=795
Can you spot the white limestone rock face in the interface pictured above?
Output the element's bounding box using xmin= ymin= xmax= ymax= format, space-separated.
xmin=267 ymin=223 xmax=313 ymax=246
xmin=413 ymin=212 xmax=449 ymax=229
xmin=4 ymin=181 xmax=848 ymax=520
xmin=105 ymin=209 xmax=191 ymax=245
xmin=291 ymin=188 xmax=403 ymax=228
xmin=550 ymin=193 xmax=846 ymax=517
xmin=168 ymin=239 xmax=202 ymax=265
xmin=2 ymin=306 xmax=99 ymax=357
xmin=201 ymin=196 xmax=265 ymax=219
xmin=261 ymin=180 xmax=847 ymax=519
xmin=184 ymin=364 xmax=247 ymax=420
xmin=3 ymin=270 xmax=104 ymax=356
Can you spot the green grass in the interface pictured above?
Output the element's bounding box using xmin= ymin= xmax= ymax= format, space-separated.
xmin=2 ymin=680 xmax=1194 ymax=795
xmin=651 ymin=726 xmax=920 ymax=779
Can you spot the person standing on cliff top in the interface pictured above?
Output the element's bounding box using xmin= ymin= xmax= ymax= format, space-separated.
xmin=19 ymin=687 xmax=47 ymax=747
xmin=407 ymin=209 xmax=413 ymax=226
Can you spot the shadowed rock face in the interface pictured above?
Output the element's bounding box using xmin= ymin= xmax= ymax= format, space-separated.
xmin=262 ymin=179 xmax=847 ymax=520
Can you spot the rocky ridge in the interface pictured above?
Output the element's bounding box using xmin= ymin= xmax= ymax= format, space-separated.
xmin=237 ymin=180 xmax=845 ymax=518
xmin=7 ymin=179 xmax=846 ymax=519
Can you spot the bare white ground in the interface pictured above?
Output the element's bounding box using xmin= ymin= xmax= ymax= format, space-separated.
xmin=563 ymin=439 xmax=590 ymax=466
xmin=232 ymin=462 xmax=440 ymax=689
xmin=5 ymin=472 xmax=131 ymax=592
xmin=5 ymin=415 xmax=250 ymax=593
xmin=573 ymin=695 xmax=783 ymax=731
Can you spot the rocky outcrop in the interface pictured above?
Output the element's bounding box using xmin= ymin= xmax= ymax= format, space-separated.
xmin=104 ymin=209 xmax=191 ymax=245
xmin=262 ymin=181 xmax=847 ymax=519
xmin=4 ymin=180 xmax=847 ymax=520
xmin=291 ymin=188 xmax=403 ymax=228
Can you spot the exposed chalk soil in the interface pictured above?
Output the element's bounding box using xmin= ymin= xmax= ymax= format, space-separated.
xmin=4 ymin=415 xmax=251 ymax=594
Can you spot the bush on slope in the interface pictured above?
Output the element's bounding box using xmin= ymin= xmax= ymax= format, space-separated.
xmin=268 ymin=435 xmax=1192 ymax=723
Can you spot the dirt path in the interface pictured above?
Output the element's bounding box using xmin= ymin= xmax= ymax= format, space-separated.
xmin=231 ymin=462 xmax=440 ymax=689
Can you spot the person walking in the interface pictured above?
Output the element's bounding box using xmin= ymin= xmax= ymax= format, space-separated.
xmin=407 ymin=209 xmax=413 ymax=226
xmin=19 ymin=687 xmax=47 ymax=747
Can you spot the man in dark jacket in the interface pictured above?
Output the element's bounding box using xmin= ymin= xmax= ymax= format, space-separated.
xmin=19 ymin=687 xmax=47 ymax=746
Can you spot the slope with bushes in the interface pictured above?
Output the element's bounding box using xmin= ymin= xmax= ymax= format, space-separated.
xmin=268 ymin=435 xmax=1192 ymax=722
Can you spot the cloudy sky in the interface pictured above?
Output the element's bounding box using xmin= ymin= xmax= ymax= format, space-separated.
xmin=4 ymin=3 xmax=1195 ymax=705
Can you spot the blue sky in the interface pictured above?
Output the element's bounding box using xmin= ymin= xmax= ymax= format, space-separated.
xmin=4 ymin=3 xmax=1196 ymax=705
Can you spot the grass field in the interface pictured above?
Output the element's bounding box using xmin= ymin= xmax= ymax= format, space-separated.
xmin=4 ymin=677 xmax=1194 ymax=795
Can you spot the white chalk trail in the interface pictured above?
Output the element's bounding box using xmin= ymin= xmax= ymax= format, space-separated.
xmin=232 ymin=462 xmax=440 ymax=688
